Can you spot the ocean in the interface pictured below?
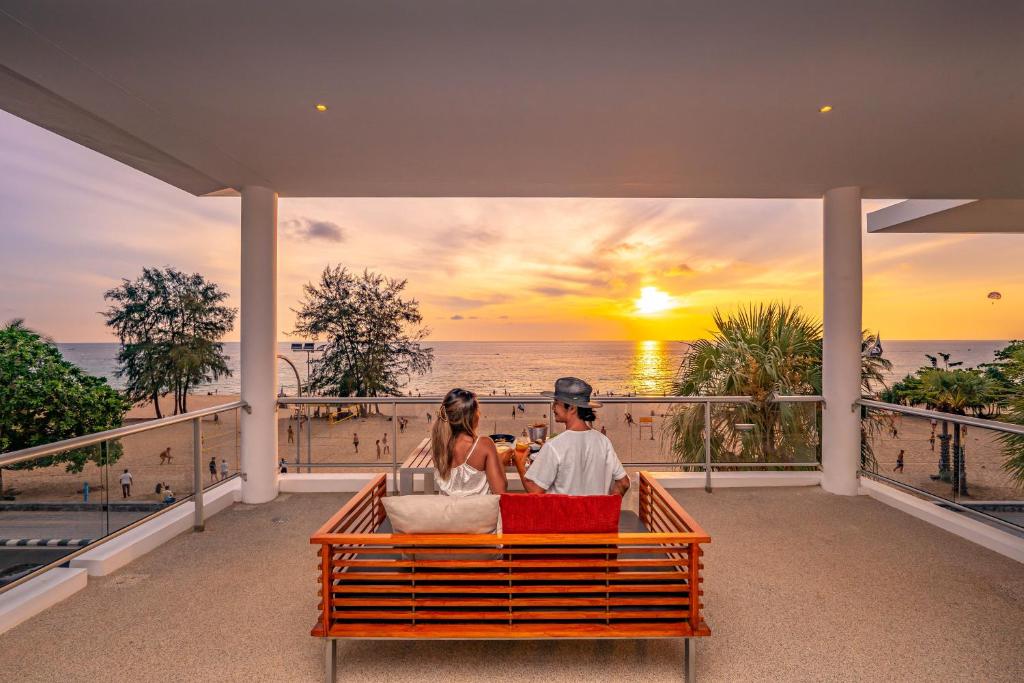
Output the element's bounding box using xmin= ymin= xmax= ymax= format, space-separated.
xmin=56 ymin=340 xmax=1010 ymax=397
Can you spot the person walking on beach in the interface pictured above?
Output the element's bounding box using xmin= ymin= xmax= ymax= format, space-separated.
xmin=375 ymin=440 xmax=382 ymax=461
xmin=158 ymin=447 xmax=173 ymax=464
xmin=426 ymin=411 xmax=432 ymax=424
xmin=209 ymin=456 xmax=217 ymax=481
xmin=893 ymin=450 xmax=905 ymax=473
xmin=220 ymin=458 xmax=229 ymax=480
xmin=382 ymin=433 xmax=391 ymax=457
xmin=353 ymin=433 xmax=360 ymax=454
xmin=287 ymin=424 xmax=294 ymax=444
xmin=119 ymin=469 xmax=133 ymax=498
xmin=279 ymin=458 xmax=288 ymax=474
xmin=929 ymin=434 xmax=936 ymax=451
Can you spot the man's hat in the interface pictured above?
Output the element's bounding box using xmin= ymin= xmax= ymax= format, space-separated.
xmin=541 ymin=377 xmax=602 ymax=409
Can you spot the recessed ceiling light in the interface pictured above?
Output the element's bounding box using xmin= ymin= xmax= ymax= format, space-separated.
xmin=819 ymin=105 xmax=833 ymax=113
xmin=314 ymin=104 xmax=328 ymax=112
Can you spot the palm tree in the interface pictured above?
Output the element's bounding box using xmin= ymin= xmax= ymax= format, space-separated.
xmin=998 ymin=394 xmax=1024 ymax=487
xmin=666 ymin=303 xmax=891 ymax=469
xmin=907 ymin=369 xmax=994 ymax=495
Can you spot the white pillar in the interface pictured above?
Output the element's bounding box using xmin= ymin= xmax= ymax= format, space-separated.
xmin=240 ymin=186 xmax=279 ymax=503
xmin=821 ymin=186 xmax=862 ymax=495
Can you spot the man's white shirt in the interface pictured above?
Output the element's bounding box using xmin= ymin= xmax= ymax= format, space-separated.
xmin=525 ymin=429 xmax=627 ymax=495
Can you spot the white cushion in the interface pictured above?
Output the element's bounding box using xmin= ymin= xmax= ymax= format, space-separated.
xmin=382 ymin=494 xmax=499 ymax=534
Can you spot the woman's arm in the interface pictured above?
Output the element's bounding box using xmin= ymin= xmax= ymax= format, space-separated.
xmin=481 ymin=439 xmax=507 ymax=494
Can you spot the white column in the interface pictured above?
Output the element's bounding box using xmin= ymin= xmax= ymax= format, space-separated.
xmin=240 ymin=186 xmax=279 ymax=503
xmin=821 ymin=186 xmax=862 ymax=495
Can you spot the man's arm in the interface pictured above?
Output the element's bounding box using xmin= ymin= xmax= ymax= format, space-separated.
xmin=609 ymin=474 xmax=630 ymax=497
xmin=512 ymin=449 xmax=548 ymax=494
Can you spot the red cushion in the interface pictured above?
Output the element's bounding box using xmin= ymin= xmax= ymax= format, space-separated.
xmin=499 ymin=493 xmax=622 ymax=533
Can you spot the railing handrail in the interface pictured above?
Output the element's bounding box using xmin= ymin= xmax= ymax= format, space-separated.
xmin=0 ymin=400 xmax=249 ymax=468
xmin=277 ymin=394 xmax=823 ymax=405
xmin=857 ymin=398 xmax=1024 ymax=436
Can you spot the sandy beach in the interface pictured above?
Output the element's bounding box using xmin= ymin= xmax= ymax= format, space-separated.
xmin=3 ymin=393 xmax=1021 ymax=504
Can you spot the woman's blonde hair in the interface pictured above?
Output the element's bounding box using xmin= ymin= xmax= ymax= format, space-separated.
xmin=431 ymin=388 xmax=479 ymax=480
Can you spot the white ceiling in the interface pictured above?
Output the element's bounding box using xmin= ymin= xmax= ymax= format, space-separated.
xmin=2 ymin=1 xmax=1022 ymax=198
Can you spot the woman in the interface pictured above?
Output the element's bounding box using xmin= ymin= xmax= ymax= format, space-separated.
xmin=431 ymin=388 xmax=507 ymax=496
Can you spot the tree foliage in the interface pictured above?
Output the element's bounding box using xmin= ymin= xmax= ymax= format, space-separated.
xmin=985 ymin=340 xmax=1024 ymax=486
xmin=293 ymin=266 xmax=433 ymax=398
xmin=104 ymin=267 xmax=236 ymax=417
xmin=665 ymin=303 xmax=891 ymax=469
xmin=0 ymin=320 xmax=128 ymax=481
xmin=884 ymin=354 xmax=1003 ymax=492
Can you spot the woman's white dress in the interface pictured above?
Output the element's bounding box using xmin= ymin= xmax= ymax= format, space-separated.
xmin=436 ymin=437 xmax=490 ymax=496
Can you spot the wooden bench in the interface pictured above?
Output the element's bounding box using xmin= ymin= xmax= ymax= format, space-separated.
xmin=311 ymin=472 xmax=710 ymax=682
xmin=398 ymin=437 xmax=434 ymax=495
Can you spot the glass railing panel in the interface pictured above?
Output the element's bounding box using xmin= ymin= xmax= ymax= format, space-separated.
xmin=202 ymin=407 xmax=240 ymax=489
xmin=616 ymin=400 xmax=675 ymax=468
xmin=704 ymin=399 xmax=820 ymax=470
xmin=0 ymin=416 xmax=200 ymax=587
xmin=861 ymin=405 xmax=1024 ymax=532
xmin=109 ymin=419 xmax=195 ymax=521
xmin=0 ymin=441 xmax=109 ymax=587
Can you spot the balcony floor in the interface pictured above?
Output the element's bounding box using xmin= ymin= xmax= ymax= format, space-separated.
xmin=1 ymin=486 xmax=1022 ymax=682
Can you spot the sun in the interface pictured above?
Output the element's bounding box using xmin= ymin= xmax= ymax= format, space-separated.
xmin=634 ymin=286 xmax=676 ymax=315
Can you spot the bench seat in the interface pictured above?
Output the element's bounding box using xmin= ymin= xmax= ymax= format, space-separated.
xmin=311 ymin=472 xmax=710 ymax=682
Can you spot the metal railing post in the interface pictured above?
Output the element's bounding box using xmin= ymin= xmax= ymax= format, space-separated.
xmin=101 ymin=441 xmax=110 ymax=536
xmin=306 ymin=406 xmax=313 ymax=474
xmin=295 ymin=406 xmax=301 ymax=468
xmin=704 ymin=401 xmax=712 ymax=492
xmin=392 ymin=401 xmax=399 ymax=492
xmin=193 ymin=417 xmax=204 ymax=531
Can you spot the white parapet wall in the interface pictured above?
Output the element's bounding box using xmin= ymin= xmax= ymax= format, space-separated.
xmin=0 ymin=567 xmax=87 ymax=635
xmin=859 ymin=477 xmax=1024 ymax=564
xmin=650 ymin=470 xmax=822 ymax=488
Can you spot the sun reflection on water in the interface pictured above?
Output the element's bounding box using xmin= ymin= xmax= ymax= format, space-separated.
xmin=629 ymin=340 xmax=676 ymax=394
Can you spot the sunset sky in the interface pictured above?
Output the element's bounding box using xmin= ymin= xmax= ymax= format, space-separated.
xmin=1 ymin=110 xmax=1021 ymax=343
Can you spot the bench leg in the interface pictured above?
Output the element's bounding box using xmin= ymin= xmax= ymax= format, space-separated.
xmin=325 ymin=639 xmax=337 ymax=683
xmin=399 ymin=471 xmax=412 ymax=496
xmin=424 ymin=470 xmax=435 ymax=495
xmin=683 ymin=638 xmax=695 ymax=683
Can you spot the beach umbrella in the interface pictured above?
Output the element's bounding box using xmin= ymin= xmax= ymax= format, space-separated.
xmin=987 ymin=291 xmax=1002 ymax=304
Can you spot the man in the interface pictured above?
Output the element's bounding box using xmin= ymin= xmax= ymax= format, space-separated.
xmin=119 ymin=469 xmax=133 ymax=498
xmin=512 ymin=377 xmax=630 ymax=496
xmin=353 ymin=433 xmax=360 ymax=454
xmin=220 ymin=458 xmax=229 ymax=481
